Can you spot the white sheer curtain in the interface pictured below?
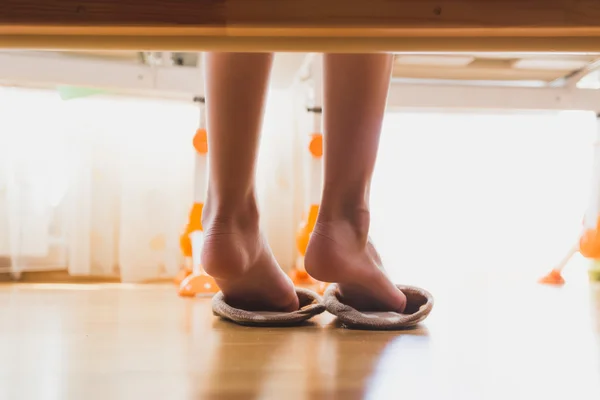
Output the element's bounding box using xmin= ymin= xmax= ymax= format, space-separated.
xmin=0 ymin=86 xmax=302 ymax=281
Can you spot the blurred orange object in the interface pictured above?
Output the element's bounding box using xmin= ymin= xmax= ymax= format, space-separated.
xmin=296 ymin=205 xmax=319 ymax=255
xmin=179 ymin=233 xmax=193 ymax=258
xmin=174 ymin=268 xmax=192 ymax=285
xmin=179 ymin=202 xmax=204 ymax=260
xmin=292 ymin=204 xmax=320 ymax=285
xmin=308 ymin=133 xmax=323 ymax=158
xmin=579 ymin=217 xmax=600 ymax=258
xmin=178 ymin=273 xmax=218 ymax=297
xmin=539 ymin=215 xmax=600 ymax=285
xmin=193 ymin=128 xmax=208 ymax=154
xmin=290 ymin=265 xmax=311 ymax=283
xmin=538 ymin=244 xmax=577 ymax=286
xmin=187 ymin=202 xmax=204 ymax=232
xmin=538 ymin=269 xmax=566 ymax=286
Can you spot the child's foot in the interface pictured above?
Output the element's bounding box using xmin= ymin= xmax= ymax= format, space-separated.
xmin=201 ymin=203 xmax=299 ymax=312
xmin=304 ymin=211 xmax=407 ymax=313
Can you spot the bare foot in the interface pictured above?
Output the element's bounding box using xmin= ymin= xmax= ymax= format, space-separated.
xmin=304 ymin=213 xmax=407 ymax=313
xmin=201 ymin=205 xmax=299 ymax=312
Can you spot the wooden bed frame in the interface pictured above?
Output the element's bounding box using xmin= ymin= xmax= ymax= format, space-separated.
xmin=1 ymin=0 xmax=600 ymax=51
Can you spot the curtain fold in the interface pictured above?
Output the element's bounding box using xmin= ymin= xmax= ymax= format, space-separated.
xmin=0 ymin=86 xmax=302 ymax=281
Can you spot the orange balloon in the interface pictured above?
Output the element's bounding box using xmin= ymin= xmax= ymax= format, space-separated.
xmin=580 ymin=216 xmax=600 ymax=259
xmin=309 ymin=133 xmax=323 ymax=158
xmin=580 ymin=229 xmax=600 ymax=259
xmin=193 ymin=128 xmax=208 ymax=154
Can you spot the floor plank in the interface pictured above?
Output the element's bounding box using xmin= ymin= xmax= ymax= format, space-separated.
xmin=0 ymin=282 xmax=599 ymax=400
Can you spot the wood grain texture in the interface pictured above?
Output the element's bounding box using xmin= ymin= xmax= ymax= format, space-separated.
xmin=1 ymin=0 xmax=600 ymax=28
xmin=1 ymin=1 xmax=600 ymax=51
xmin=0 ymin=0 xmax=226 ymax=25
xmin=0 ymin=282 xmax=599 ymax=399
xmin=223 ymin=0 xmax=600 ymax=27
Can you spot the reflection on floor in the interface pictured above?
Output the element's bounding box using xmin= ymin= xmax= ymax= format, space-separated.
xmin=0 ymin=281 xmax=599 ymax=400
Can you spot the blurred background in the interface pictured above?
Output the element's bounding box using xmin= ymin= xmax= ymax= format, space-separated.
xmin=0 ymin=51 xmax=598 ymax=290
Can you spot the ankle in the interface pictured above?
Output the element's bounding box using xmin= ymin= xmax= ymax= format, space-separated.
xmin=202 ymin=192 xmax=260 ymax=233
xmin=316 ymin=203 xmax=370 ymax=243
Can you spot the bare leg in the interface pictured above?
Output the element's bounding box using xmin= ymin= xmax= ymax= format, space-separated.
xmin=201 ymin=53 xmax=299 ymax=312
xmin=305 ymin=54 xmax=407 ymax=312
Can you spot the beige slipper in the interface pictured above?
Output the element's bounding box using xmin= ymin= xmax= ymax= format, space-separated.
xmin=323 ymin=284 xmax=434 ymax=330
xmin=212 ymin=287 xmax=326 ymax=327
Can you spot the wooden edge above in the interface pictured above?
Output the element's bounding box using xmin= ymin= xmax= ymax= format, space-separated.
xmin=3 ymin=25 xmax=600 ymax=37
xmin=2 ymin=33 xmax=600 ymax=52
xmin=3 ymin=0 xmax=600 ymax=50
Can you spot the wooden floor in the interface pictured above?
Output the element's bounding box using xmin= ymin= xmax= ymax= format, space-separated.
xmin=0 ymin=281 xmax=599 ymax=400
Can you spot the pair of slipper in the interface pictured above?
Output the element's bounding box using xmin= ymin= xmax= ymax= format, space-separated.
xmin=212 ymin=284 xmax=434 ymax=330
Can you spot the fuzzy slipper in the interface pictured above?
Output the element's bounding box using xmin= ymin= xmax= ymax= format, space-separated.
xmin=323 ymin=284 xmax=434 ymax=330
xmin=212 ymin=287 xmax=326 ymax=327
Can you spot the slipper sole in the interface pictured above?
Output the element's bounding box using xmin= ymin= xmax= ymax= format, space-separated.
xmin=323 ymin=283 xmax=434 ymax=330
xmin=212 ymin=287 xmax=326 ymax=327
